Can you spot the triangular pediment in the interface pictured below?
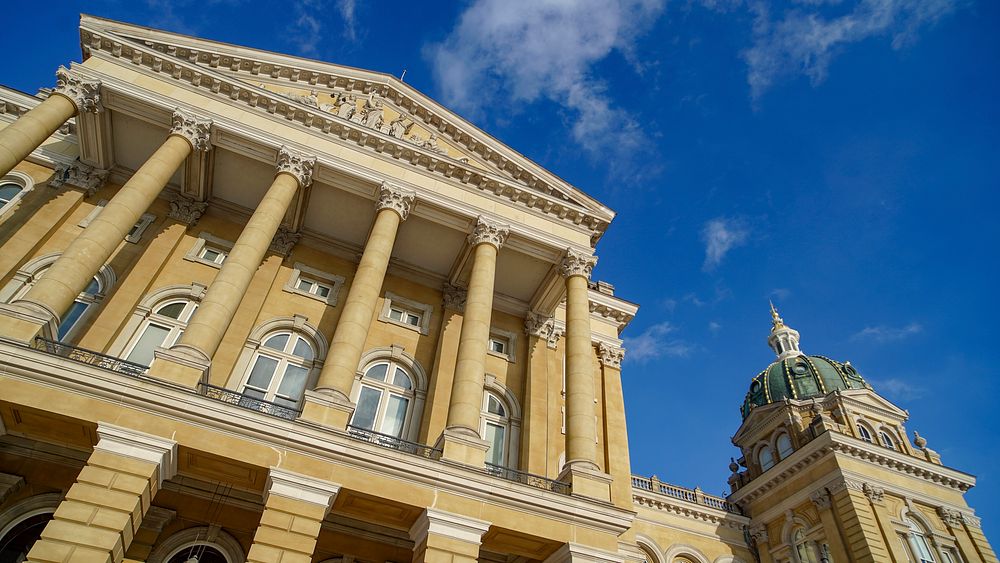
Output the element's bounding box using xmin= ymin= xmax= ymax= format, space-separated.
xmin=78 ymin=15 xmax=615 ymax=238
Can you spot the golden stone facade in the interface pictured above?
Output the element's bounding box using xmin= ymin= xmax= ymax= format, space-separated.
xmin=0 ymin=15 xmax=992 ymax=563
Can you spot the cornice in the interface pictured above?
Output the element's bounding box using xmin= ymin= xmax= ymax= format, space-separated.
xmin=588 ymin=288 xmax=637 ymax=334
xmin=632 ymin=489 xmax=748 ymax=530
xmin=77 ymin=21 xmax=612 ymax=243
xmin=79 ymin=16 xmax=615 ymax=219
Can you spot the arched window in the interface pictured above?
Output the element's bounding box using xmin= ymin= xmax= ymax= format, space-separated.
xmin=239 ymin=332 xmax=316 ymax=410
xmin=482 ymin=390 xmax=511 ymax=467
xmin=880 ymin=430 xmax=897 ymax=450
xmin=0 ymin=493 xmax=61 ymax=562
xmin=124 ymin=299 xmax=198 ymax=367
xmin=350 ymin=361 xmax=415 ymax=438
xmin=165 ymin=545 xmax=229 ymax=563
xmin=0 ymin=256 xmax=114 ymax=342
xmin=146 ymin=526 xmax=245 ymax=563
xmin=793 ymin=528 xmax=817 ymax=563
xmin=856 ymin=423 xmax=874 ymax=443
xmin=906 ymin=517 xmax=937 ymax=563
xmin=776 ymin=433 xmax=794 ymax=459
xmin=0 ymin=172 xmax=33 ymax=216
xmin=758 ymin=446 xmax=775 ymax=471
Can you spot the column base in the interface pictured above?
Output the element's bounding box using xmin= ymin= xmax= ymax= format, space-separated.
xmin=435 ymin=427 xmax=489 ymax=468
xmin=0 ymin=301 xmax=57 ymax=344
xmin=558 ymin=463 xmax=613 ymax=503
xmin=298 ymin=389 xmax=355 ymax=431
xmin=146 ymin=345 xmax=209 ymax=390
xmin=544 ymin=543 xmax=624 ymax=563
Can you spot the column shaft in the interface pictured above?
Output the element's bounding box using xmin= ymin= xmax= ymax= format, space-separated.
xmin=315 ymin=207 xmax=401 ymax=395
xmin=446 ymin=242 xmax=498 ymax=431
xmin=409 ymin=509 xmax=490 ymax=563
xmin=564 ymin=274 xmax=597 ymax=468
xmin=247 ymin=468 xmax=339 ymax=563
xmin=0 ymin=94 xmax=77 ymax=179
xmin=2 ymin=135 xmax=190 ymax=342
xmin=816 ymin=501 xmax=852 ymax=563
xmin=175 ymin=172 xmax=299 ymax=358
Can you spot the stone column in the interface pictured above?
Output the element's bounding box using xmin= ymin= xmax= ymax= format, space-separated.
xmin=543 ymin=543 xmax=623 ymax=563
xmin=300 ymin=182 xmax=414 ymax=429
xmin=26 ymin=423 xmax=177 ymax=563
xmin=522 ymin=312 xmax=561 ymax=476
xmin=0 ymin=109 xmax=210 ymax=343
xmin=598 ymin=343 xmax=633 ymax=509
xmin=861 ymin=484 xmax=909 ymax=563
xmin=748 ymin=525 xmax=773 ymax=563
xmin=437 ymin=216 xmax=508 ymax=467
xmin=0 ymin=67 xmax=100 ymax=179
xmin=420 ymin=284 xmax=467 ymax=444
xmin=810 ymin=489 xmax=851 ymax=563
xmin=408 ymin=508 xmax=490 ymax=563
xmin=148 ymin=146 xmax=313 ymax=388
xmin=558 ymin=249 xmax=612 ymax=501
xmin=937 ymin=507 xmax=981 ymax=563
xmin=247 ymin=467 xmax=340 ymax=563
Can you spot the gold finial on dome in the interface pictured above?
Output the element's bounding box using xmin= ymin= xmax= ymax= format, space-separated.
xmin=770 ymin=300 xmax=784 ymax=329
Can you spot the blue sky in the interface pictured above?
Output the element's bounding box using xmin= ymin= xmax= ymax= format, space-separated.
xmin=3 ymin=0 xmax=998 ymax=541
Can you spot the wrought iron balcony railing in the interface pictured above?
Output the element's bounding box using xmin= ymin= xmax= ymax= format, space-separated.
xmin=34 ymin=337 xmax=148 ymax=378
xmin=632 ymin=474 xmax=741 ymax=514
xmin=200 ymin=383 xmax=300 ymax=421
xmin=485 ymin=463 xmax=571 ymax=495
xmin=346 ymin=425 xmax=441 ymax=459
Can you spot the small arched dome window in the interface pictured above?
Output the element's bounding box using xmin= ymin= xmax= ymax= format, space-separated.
xmin=879 ymin=430 xmax=897 ymax=451
xmin=776 ymin=433 xmax=794 ymax=459
xmin=0 ymin=172 xmax=32 ymax=216
xmin=482 ymin=391 xmax=511 ymax=467
xmin=758 ymin=445 xmax=775 ymax=471
xmin=856 ymin=423 xmax=874 ymax=443
xmin=240 ymin=332 xmax=316 ymax=410
xmin=906 ymin=517 xmax=937 ymax=563
xmin=793 ymin=528 xmax=817 ymax=563
xmin=165 ymin=545 xmax=229 ymax=563
xmin=350 ymin=361 xmax=415 ymax=438
xmin=124 ymin=299 xmax=198 ymax=367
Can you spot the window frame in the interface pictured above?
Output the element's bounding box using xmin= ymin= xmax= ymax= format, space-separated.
xmin=349 ymin=360 xmax=417 ymax=439
xmin=487 ymin=327 xmax=517 ymax=362
xmin=122 ymin=298 xmax=199 ymax=367
xmin=184 ymin=232 xmax=234 ymax=269
xmin=481 ymin=390 xmax=512 ymax=467
xmin=880 ymin=429 xmax=898 ymax=450
xmin=378 ymin=292 xmax=433 ymax=335
xmin=775 ymin=432 xmax=794 ymax=460
xmin=758 ymin=444 xmax=776 ymax=472
xmin=856 ymin=421 xmax=875 ymax=443
xmin=236 ymin=330 xmax=318 ymax=411
xmin=0 ymin=171 xmax=33 ymax=218
xmin=283 ymin=262 xmax=345 ymax=306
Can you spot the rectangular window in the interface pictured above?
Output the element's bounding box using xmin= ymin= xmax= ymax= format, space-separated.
xmin=485 ymin=422 xmax=506 ymax=466
xmin=489 ymin=337 xmax=507 ymax=354
xmin=353 ymin=386 xmax=382 ymax=431
xmin=379 ymin=292 xmax=433 ymax=334
xmin=389 ymin=306 xmax=421 ymax=326
xmin=199 ymin=246 xmax=227 ymax=264
xmin=185 ymin=233 xmax=235 ymax=269
xmin=296 ymin=277 xmax=332 ymax=298
xmin=125 ymin=213 xmax=156 ymax=243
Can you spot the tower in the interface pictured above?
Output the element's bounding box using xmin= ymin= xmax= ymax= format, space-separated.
xmin=728 ymin=307 xmax=997 ymax=563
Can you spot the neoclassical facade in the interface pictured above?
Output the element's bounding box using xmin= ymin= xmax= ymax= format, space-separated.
xmin=0 ymin=15 xmax=991 ymax=563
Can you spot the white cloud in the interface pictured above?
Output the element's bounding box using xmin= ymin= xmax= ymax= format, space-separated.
xmin=744 ymin=0 xmax=960 ymax=99
xmin=701 ymin=217 xmax=750 ymax=271
xmin=708 ymin=321 xmax=722 ymax=334
xmin=427 ymin=0 xmax=664 ymax=162
xmin=869 ymin=377 xmax=924 ymax=400
xmin=768 ymin=288 xmax=791 ymax=300
xmin=337 ymin=0 xmax=358 ymax=41
xmin=851 ymin=322 xmax=923 ymax=343
xmin=624 ymin=322 xmax=693 ymax=362
xmin=289 ymin=0 xmax=325 ymax=57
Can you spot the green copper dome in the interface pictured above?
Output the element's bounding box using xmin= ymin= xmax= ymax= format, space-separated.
xmin=740 ymin=355 xmax=871 ymax=419
xmin=740 ymin=305 xmax=873 ymax=419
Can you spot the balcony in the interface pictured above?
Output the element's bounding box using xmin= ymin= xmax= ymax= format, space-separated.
xmin=34 ymin=337 xmax=148 ymax=378
xmin=200 ymin=382 xmax=300 ymax=421
xmin=485 ymin=463 xmax=571 ymax=495
xmin=346 ymin=425 xmax=441 ymax=459
xmin=632 ymin=474 xmax=741 ymax=514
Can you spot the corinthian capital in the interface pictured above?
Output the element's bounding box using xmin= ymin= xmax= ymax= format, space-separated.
xmin=170 ymin=109 xmax=213 ymax=152
xmin=468 ymin=216 xmax=509 ymax=250
xmin=560 ymin=248 xmax=597 ymax=279
xmin=937 ymin=507 xmax=964 ymax=528
xmin=597 ymin=342 xmax=624 ymax=369
xmin=376 ymin=182 xmax=415 ymax=220
xmin=168 ymin=193 xmax=208 ymax=225
xmin=862 ymin=483 xmax=885 ymax=505
xmin=276 ymin=146 xmax=317 ymax=187
xmin=54 ymin=66 xmax=102 ymax=113
xmin=525 ymin=311 xmax=562 ymax=349
xmin=810 ymin=490 xmax=832 ymax=510
xmin=442 ymin=283 xmax=467 ymax=312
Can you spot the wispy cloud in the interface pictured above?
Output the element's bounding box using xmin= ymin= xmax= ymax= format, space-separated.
xmin=624 ymin=322 xmax=693 ymax=363
xmin=744 ymin=0 xmax=961 ymax=99
xmin=852 ymin=322 xmax=923 ymax=343
xmin=768 ymin=288 xmax=791 ymax=300
xmin=289 ymin=0 xmax=325 ymax=56
xmin=426 ymin=0 xmax=664 ymax=171
xmin=869 ymin=377 xmax=924 ymax=401
xmin=337 ymin=0 xmax=359 ymax=41
xmin=708 ymin=321 xmax=722 ymax=334
xmin=701 ymin=217 xmax=750 ymax=271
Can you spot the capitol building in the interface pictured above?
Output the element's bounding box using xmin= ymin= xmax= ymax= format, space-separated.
xmin=0 ymin=15 xmax=994 ymax=563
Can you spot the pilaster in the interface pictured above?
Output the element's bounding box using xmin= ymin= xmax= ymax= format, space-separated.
xmin=543 ymin=543 xmax=624 ymax=563
xmin=810 ymin=488 xmax=851 ymax=563
xmin=598 ymin=343 xmax=632 ymax=508
xmin=408 ymin=508 xmax=490 ymax=563
xmin=419 ymin=284 xmax=465 ymax=444
xmin=829 ymin=479 xmax=891 ymax=562
xmin=247 ymin=467 xmax=341 ymax=563
xmin=521 ymin=316 xmax=554 ymax=475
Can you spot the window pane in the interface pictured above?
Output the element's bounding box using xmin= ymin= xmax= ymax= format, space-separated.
xmin=0 ymin=183 xmax=21 ymax=203
xmin=485 ymin=422 xmax=505 ymax=465
xmin=296 ymin=278 xmax=312 ymax=291
xmin=380 ymin=394 xmax=408 ymax=437
xmin=126 ymin=324 xmax=170 ymax=366
xmin=487 ymin=395 xmax=505 ymax=416
xmin=202 ymin=248 xmax=220 ymax=261
xmin=276 ymin=364 xmax=308 ymax=402
xmin=291 ymin=337 xmax=313 ymax=360
xmin=57 ymin=301 xmax=89 ymax=340
xmin=83 ymin=277 xmax=100 ymax=295
xmin=352 ymin=387 xmax=382 ymax=430
xmin=156 ymin=302 xmax=186 ymax=319
xmin=405 ymin=313 xmax=420 ymax=326
xmin=392 ymin=367 xmax=412 ymax=390
xmin=316 ymin=284 xmax=331 ymax=297
xmin=263 ymin=334 xmax=289 ymax=351
xmin=388 ymin=308 xmax=403 ymax=321
xmin=246 ymin=355 xmax=279 ymax=389
xmin=365 ymin=363 xmax=388 ymax=382
xmin=777 ymin=434 xmax=793 ymax=458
